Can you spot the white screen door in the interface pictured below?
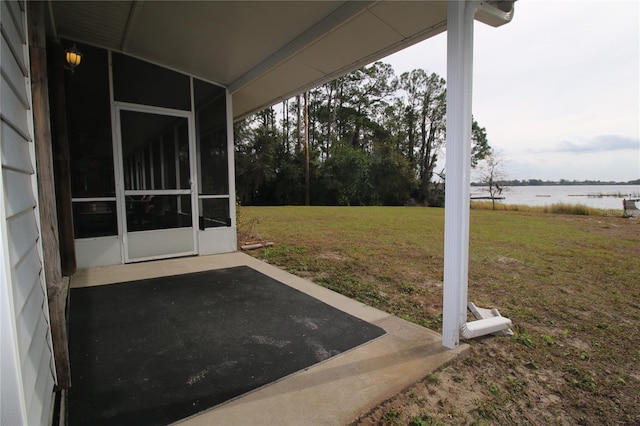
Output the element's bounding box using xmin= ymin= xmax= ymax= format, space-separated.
xmin=117 ymin=107 xmax=197 ymax=262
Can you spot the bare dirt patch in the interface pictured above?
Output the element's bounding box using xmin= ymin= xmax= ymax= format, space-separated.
xmin=244 ymin=206 xmax=640 ymax=425
xmin=574 ymin=216 xmax=640 ymax=240
xmin=354 ymin=338 xmax=599 ymax=426
xmin=317 ymin=251 xmax=349 ymax=261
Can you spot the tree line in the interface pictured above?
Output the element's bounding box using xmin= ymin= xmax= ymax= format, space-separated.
xmin=235 ymin=61 xmax=491 ymax=207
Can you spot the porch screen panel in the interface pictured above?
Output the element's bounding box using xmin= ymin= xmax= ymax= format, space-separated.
xmin=195 ymin=79 xmax=230 ymax=228
xmin=120 ymin=111 xmax=190 ymax=191
xmin=112 ymin=53 xmax=190 ymax=111
xmin=65 ymin=42 xmax=117 ymax=238
xmin=72 ymin=201 xmax=117 ymax=238
xmin=125 ymin=195 xmax=192 ymax=232
xmin=120 ymin=111 xmax=192 ymax=232
xmin=200 ymin=198 xmax=231 ymax=228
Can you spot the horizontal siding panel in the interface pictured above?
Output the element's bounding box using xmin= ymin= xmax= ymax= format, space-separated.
xmin=30 ymin=324 xmax=55 ymax=426
xmin=5 ymin=1 xmax=25 ymax=42
xmin=1 ymin=77 xmax=30 ymax=138
xmin=7 ymin=209 xmax=38 ymax=264
xmin=3 ymin=3 xmax=55 ymax=425
xmin=38 ymin=361 xmax=55 ymax=426
xmin=0 ymin=1 xmax=27 ymax=74
xmin=21 ymin=314 xmax=48 ymax=419
xmin=2 ymin=0 xmax=25 ymax=45
xmin=1 ymin=66 xmax=29 ymax=110
xmin=16 ymin=277 xmax=42 ymax=359
xmin=12 ymin=244 xmax=42 ymax=314
xmin=3 ymin=169 xmax=36 ymax=218
xmin=2 ymin=34 xmax=29 ymax=105
xmin=1 ymin=121 xmax=33 ymax=172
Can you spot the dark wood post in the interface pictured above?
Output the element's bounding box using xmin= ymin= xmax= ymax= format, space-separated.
xmin=304 ymin=91 xmax=310 ymax=206
xmin=28 ymin=1 xmax=71 ymax=389
xmin=48 ymin=40 xmax=77 ymax=276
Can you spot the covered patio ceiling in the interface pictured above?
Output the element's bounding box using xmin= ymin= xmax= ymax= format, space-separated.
xmin=48 ymin=1 xmax=452 ymax=120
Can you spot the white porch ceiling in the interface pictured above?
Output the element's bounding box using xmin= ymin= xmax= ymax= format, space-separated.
xmin=48 ymin=1 xmax=449 ymax=120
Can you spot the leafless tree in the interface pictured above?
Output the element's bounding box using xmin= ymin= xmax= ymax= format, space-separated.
xmin=477 ymin=150 xmax=508 ymax=210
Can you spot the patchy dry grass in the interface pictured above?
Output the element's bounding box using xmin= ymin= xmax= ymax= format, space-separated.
xmin=240 ymin=206 xmax=640 ymax=425
xmin=470 ymin=201 xmax=624 ymax=217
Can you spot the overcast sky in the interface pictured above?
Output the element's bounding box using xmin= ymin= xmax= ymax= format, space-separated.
xmin=383 ymin=0 xmax=639 ymax=182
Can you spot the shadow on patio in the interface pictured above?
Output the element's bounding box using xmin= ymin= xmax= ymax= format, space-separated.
xmin=68 ymin=252 xmax=468 ymax=425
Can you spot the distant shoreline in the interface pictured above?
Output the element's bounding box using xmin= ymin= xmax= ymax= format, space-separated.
xmin=470 ymin=184 xmax=639 ymax=210
xmin=471 ymin=180 xmax=639 ymax=187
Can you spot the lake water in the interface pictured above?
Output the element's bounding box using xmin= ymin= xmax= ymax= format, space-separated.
xmin=470 ymin=185 xmax=640 ymax=210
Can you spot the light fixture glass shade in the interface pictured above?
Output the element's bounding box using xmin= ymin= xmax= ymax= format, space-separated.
xmin=65 ymin=45 xmax=82 ymax=68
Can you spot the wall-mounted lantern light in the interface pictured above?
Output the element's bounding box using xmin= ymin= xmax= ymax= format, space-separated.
xmin=65 ymin=44 xmax=82 ymax=73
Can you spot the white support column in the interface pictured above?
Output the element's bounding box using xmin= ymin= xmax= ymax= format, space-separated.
xmin=442 ymin=0 xmax=478 ymax=349
xmin=175 ymin=127 xmax=182 ymax=211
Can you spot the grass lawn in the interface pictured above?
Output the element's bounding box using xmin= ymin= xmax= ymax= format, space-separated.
xmin=239 ymin=206 xmax=640 ymax=425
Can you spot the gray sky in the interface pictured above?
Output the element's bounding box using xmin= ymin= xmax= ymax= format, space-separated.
xmin=383 ymin=0 xmax=639 ymax=182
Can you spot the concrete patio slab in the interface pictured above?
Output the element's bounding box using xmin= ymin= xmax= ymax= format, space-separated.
xmin=70 ymin=252 xmax=469 ymax=425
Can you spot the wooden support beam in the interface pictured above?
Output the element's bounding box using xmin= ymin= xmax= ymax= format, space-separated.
xmin=47 ymin=40 xmax=77 ymax=277
xmin=28 ymin=1 xmax=71 ymax=389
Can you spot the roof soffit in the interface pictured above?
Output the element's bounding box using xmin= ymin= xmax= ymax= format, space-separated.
xmin=49 ymin=1 xmax=455 ymax=119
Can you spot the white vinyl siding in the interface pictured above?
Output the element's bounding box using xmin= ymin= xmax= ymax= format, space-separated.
xmin=1 ymin=1 xmax=55 ymax=425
